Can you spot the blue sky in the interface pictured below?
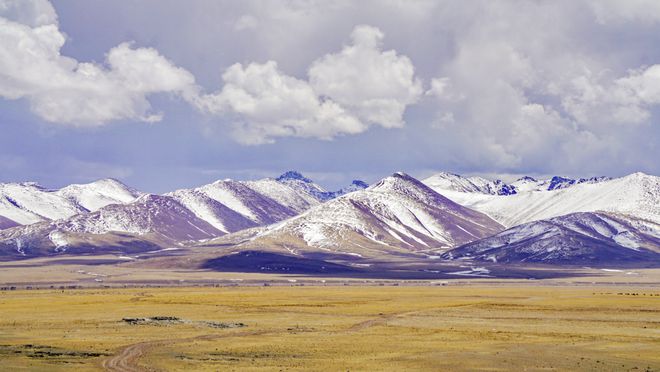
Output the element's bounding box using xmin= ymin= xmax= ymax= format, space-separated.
xmin=1 ymin=0 xmax=659 ymax=192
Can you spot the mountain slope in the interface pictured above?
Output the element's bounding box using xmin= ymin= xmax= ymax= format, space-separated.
xmin=423 ymin=172 xmax=660 ymax=227
xmin=241 ymin=178 xmax=321 ymax=213
xmin=55 ymin=178 xmax=142 ymax=212
xmin=0 ymin=179 xmax=141 ymax=226
xmin=0 ymin=216 xmax=19 ymax=230
xmin=166 ymin=179 xmax=300 ymax=233
xmin=423 ymin=172 xmax=516 ymax=195
xmin=236 ymin=173 xmax=504 ymax=259
xmin=0 ymin=182 xmax=85 ymax=225
xmin=275 ymin=171 xmax=333 ymax=201
xmin=442 ymin=212 xmax=660 ymax=265
xmin=166 ymin=172 xmax=367 ymax=234
xmin=0 ymin=194 xmax=222 ymax=258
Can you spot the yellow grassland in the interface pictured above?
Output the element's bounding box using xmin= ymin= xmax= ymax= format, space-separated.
xmin=0 ymin=285 xmax=658 ymax=371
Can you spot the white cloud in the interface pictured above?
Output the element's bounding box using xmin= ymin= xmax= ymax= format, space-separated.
xmin=421 ymin=1 xmax=660 ymax=174
xmin=588 ymin=0 xmax=660 ymax=24
xmin=195 ymin=61 xmax=364 ymax=144
xmin=557 ymin=64 xmax=660 ymax=127
xmin=195 ymin=25 xmax=422 ymax=144
xmin=308 ymin=25 xmax=422 ymax=128
xmin=0 ymin=4 xmax=196 ymax=126
xmin=0 ymin=0 xmax=56 ymax=27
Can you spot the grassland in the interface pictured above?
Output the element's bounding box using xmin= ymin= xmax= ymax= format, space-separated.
xmin=0 ymin=285 xmax=658 ymax=371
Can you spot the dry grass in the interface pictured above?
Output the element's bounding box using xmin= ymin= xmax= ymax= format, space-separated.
xmin=0 ymin=285 xmax=658 ymax=371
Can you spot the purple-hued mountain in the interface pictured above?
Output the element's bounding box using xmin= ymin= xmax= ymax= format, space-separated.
xmin=0 ymin=171 xmax=369 ymax=258
xmin=423 ymin=172 xmax=659 ymax=227
xmin=0 ymin=194 xmax=222 ymax=257
xmin=0 ymin=178 xmax=142 ymax=226
xmin=231 ymin=172 xmax=504 ymax=259
xmin=0 ymin=215 xmax=19 ymax=230
xmin=442 ymin=212 xmax=660 ymax=265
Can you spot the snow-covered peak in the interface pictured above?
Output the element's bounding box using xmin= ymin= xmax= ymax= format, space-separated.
xmin=0 ymin=178 xmax=142 ymax=227
xmin=55 ymin=178 xmax=142 ymax=211
xmin=370 ymin=172 xmax=424 ymax=191
xmin=243 ymin=173 xmax=503 ymax=257
xmin=443 ymin=212 xmax=660 ymax=264
xmin=423 ymin=172 xmax=516 ymax=195
xmin=546 ymin=176 xmax=576 ymax=191
xmin=275 ymin=171 xmax=331 ymax=201
xmin=510 ymin=175 xmax=611 ymax=192
xmin=430 ymin=172 xmax=660 ymax=227
xmin=336 ymin=180 xmax=368 ymax=194
xmin=368 ymin=173 xmax=481 ymax=213
xmin=276 ymin=170 xmax=313 ymax=183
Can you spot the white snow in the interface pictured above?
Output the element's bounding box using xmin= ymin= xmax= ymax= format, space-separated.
xmin=424 ymin=172 xmax=660 ymax=227
xmin=249 ymin=173 xmax=503 ymax=254
xmin=0 ymin=179 xmax=140 ymax=226
xmin=447 ymin=267 xmax=492 ymax=277
xmin=48 ymin=230 xmax=68 ymax=252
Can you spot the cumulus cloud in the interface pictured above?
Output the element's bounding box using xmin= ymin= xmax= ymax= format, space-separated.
xmin=196 ymin=24 xmax=422 ymax=144
xmin=195 ymin=61 xmax=364 ymax=144
xmin=2 ymin=0 xmax=660 ymax=179
xmin=309 ymin=25 xmax=422 ymax=128
xmin=0 ymin=0 xmax=56 ymax=27
xmin=422 ymin=0 xmax=660 ymax=174
xmin=1 ymin=3 xmax=422 ymax=143
xmin=0 ymin=1 xmax=196 ymax=125
xmin=587 ymin=0 xmax=660 ymax=24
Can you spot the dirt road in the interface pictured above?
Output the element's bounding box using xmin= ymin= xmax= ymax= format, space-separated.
xmin=101 ymin=330 xmax=269 ymax=371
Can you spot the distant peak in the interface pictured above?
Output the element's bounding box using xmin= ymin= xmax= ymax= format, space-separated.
xmin=350 ymin=180 xmax=369 ymax=189
xmin=91 ymin=178 xmax=126 ymax=186
xmin=371 ymin=172 xmax=421 ymax=190
xmin=547 ymin=176 xmax=576 ymax=191
xmin=430 ymin=171 xmax=462 ymax=178
xmin=516 ymin=176 xmax=537 ymax=182
xmin=276 ymin=171 xmax=313 ymax=183
xmin=19 ymin=181 xmax=44 ymax=188
xmin=392 ymin=171 xmax=413 ymax=179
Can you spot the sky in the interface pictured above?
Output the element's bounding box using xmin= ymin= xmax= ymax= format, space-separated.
xmin=0 ymin=0 xmax=659 ymax=192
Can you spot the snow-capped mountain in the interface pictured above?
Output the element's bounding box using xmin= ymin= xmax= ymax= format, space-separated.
xmin=275 ymin=171 xmax=368 ymax=201
xmin=241 ymin=177 xmax=321 ymax=214
xmin=0 ymin=194 xmax=222 ymax=257
xmin=0 ymin=182 xmax=85 ymax=225
xmin=442 ymin=212 xmax=660 ymax=264
xmin=423 ymin=172 xmax=659 ymax=227
xmin=423 ymin=172 xmax=517 ymax=195
xmin=236 ymin=172 xmax=503 ymax=259
xmin=166 ymin=172 xmax=367 ymax=234
xmin=0 ymin=179 xmax=141 ymax=227
xmin=55 ymin=178 xmax=142 ymax=212
xmin=509 ymin=175 xmax=611 ymax=192
xmin=275 ymin=171 xmax=332 ymax=201
xmin=167 ymin=179 xmax=299 ymax=231
xmin=0 ymin=171 xmax=370 ymax=257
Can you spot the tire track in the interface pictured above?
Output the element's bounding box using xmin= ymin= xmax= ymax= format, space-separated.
xmin=102 ymin=330 xmax=269 ymax=371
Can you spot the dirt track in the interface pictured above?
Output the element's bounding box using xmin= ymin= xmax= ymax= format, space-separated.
xmin=102 ymin=311 xmax=416 ymax=371
xmin=101 ymin=330 xmax=269 ymax=371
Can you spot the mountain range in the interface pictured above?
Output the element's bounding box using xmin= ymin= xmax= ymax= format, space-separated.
xmin=0 ymin=170 xmax=658 ymax=268
xmin=422 ymin=172 xmax=659 ymax=227
xmin=232 ymin=172 xmax=503 ymax=260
